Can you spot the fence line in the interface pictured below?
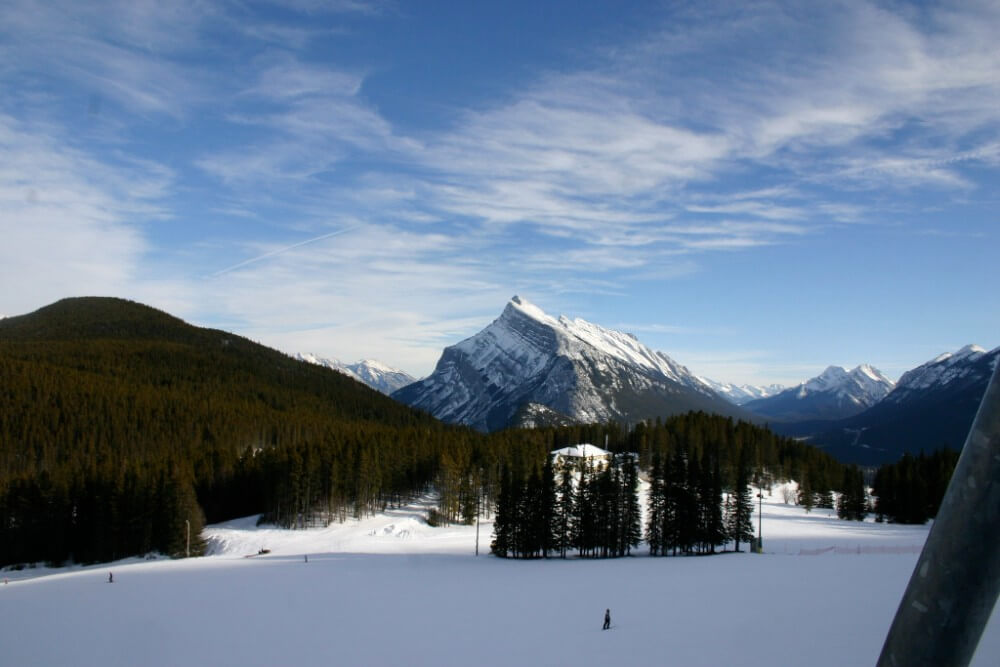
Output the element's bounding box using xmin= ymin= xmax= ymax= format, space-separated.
xmin=797 ymin=544 xmax=922 ymax=556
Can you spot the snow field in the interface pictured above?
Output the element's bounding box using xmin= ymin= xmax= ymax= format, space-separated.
xmin=2 ymin=487 xmax=997 ymax=666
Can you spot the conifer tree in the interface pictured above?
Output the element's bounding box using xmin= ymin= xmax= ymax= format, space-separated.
xmin=646 ymin=452 xmax=664 ymax=556
xmin=703 ymin=448 xmax=726 ymax=553
xmin=798 ymin=472 xmax=815 ymax=513
xmin=731 ymin=444 xmax=754 ymax=552
xmin=555 ymin=462 xmax=575 ymax=558
xmin=621 ymin=455 xmax=642 ymax=556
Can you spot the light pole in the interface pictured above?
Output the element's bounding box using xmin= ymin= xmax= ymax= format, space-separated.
xmin=756 ymin=489 xmax=763 ymax=553
xmin=185 ymin=519 xmax=190 ymax=558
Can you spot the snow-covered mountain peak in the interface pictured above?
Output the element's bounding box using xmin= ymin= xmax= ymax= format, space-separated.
xmin=697 ymin=378 xmax=785 ymax=405
xmin=891 ymin=344 xmax=996 ymax=398
xmin=394 ymin=297 xmax=740 ymax=431
xmin=295 ymin=353 xmax=415 ymax=395
xmin=506 ymin=295 xmax=555 ymax=325
xmin=855 ymin=364 xmax=886 ymax=383
xmin=803 ymin=366 xmax=849 ymax=393
xmin=745 ymin=361 xmax=893 ymax=421
xmin=356 ymin=358 xmax=396 ymax=373
xmin=488 ymin=297 xmax=700 ymax=386
xmin=955 ymin=344 xmax=986 ymax=359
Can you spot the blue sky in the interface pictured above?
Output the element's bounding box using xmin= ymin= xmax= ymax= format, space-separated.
xmin=2 ymin=0 xmax=997 ymax=386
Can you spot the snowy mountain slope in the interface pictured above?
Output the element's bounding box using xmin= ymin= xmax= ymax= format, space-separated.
xmin=775 ymin=344 xmax=1000 ymax=465
xmin=297 ymin=353 xmax=415 ymax=395
xmin=744 ymin=364 xmax=893 ymax=421
xmin=884 ymin=344 xmax=993 ymax=403
xmin=698 ymin=378 xmax=785 ymax=405
xmin=392 ymin=296 xmax=749 ymax=431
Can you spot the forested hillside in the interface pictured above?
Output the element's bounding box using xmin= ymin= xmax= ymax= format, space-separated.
xmin=0 ymin=298 xmax=497 ymax=566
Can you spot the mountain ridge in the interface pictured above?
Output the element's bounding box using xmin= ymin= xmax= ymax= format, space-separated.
xmin=392 ymin=296 xmax=751 ymax=431
xmin=296 ymin=353 xmax=416 ymax=395
xmin=743 ymin=363 xmax=894 ymax=422
xmin=773 ymin=344 xmax=999 ymax=465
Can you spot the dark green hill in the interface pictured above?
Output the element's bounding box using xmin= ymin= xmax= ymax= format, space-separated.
xmin=0 ymin=296 xmax=195 ymax=342
xmin=0 ymin=297 xmax=470 ymax=567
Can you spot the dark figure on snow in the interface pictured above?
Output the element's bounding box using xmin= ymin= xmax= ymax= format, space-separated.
xmin=603 ymin=609 xmax=611 ymax=630
xmin=108 ymin=572 xmax=113 ymax=583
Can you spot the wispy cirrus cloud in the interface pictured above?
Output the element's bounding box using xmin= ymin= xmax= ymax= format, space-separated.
xmin=2 ymin=0 xmax=998 ymax=379
xmin=0 ymin=114 xmax=169 ymax=313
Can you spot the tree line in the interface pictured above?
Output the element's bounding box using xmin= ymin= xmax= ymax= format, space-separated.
xmin=872 ymin=449 xmax=959 ymax=524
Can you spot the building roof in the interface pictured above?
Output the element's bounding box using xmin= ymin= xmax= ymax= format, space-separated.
xmin=550 ymin=444 xmax=610 ymax=459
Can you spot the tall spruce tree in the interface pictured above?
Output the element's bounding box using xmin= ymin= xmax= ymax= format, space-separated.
xmin=621 ymin=454 xmax=642 ymax=556
xmin=555 ymin=462 xmax=575 ymax=558
xmin=836 ymin=465 xmax=868 ymax=521
xmin=731 ymin=444 xmax=754 ymax=552
xmin=646 ymin=452 xmax=664 ymax=556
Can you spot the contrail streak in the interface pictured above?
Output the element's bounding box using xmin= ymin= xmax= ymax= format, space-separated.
xmin=209 ymin=224 xmax=363 ymax=278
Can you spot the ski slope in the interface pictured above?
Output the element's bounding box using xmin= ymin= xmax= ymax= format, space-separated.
xmin=2 ymin=487 xmax=997 ymax=667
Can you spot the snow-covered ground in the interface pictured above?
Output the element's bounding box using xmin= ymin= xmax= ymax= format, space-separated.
xmin=2 ymin=486 xmax=997 ymax=666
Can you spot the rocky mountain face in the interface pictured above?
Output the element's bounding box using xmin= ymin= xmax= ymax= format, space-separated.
xmin=391 ymin=296 xmax=749 ymax=432
xmin=774 ymin=345 xmax=999 ymax=465
xmin=743 ymin=364 xmax=894 ymax=422
xmin=296 ymin=354 xmax=415 ymax=395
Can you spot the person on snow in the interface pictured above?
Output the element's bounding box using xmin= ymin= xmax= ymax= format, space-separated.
xmin=603 ymin=608 xmax=611 ymax=630
xmin=108 ymin=572 xmax=113 ymax=583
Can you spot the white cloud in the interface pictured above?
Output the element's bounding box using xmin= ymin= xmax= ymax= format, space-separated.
xmin=0 ymin=114 xmax=167 ymax=314
xmin=2 ymin=0 xmax=998 ymax=383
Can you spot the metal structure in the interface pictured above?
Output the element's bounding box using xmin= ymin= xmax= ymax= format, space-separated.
xmin=877 ymin=363 xmax=1000 ymax=666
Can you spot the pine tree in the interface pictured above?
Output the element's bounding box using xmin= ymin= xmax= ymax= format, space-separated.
xmin=646 ymin=452 xmax=664 ymax=556
xmin=798 ymin=472 xmax=815 ymax=513
xmin=703 ymin=447 xmax=726 ymax=553
xmin=836 ymin=465 xmax=868 ymax=521
xmin=731 ymin=444 xmax=754 ymax=552
xmin=619 ymin=454 xmax=642 ymax=556
xmin=538 ymin=457 xmax=556 ymax=558
xmin=555 ymin=462 xmax=575 ymax=558
xmin=490 ymin=466 xmax=515 ymax=558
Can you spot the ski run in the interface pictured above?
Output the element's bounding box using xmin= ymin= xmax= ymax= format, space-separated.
xmin=2 ymin=483 xmax=997 ymax=667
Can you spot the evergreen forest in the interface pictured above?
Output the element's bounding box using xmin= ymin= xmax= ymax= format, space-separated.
xmin=871 ymin=449 xmax=960 ymax=524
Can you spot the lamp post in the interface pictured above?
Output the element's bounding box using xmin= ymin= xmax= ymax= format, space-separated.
xmin=756 ymin=489 xmax=763 ymax=553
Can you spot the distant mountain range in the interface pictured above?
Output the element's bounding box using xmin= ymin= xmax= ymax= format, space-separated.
xmin=392 ymin=296 xmax=750 ymax=431
xmin=296 ymin=354 xmax=415 ymax=395
xmin=390 ymin=296 xmax=997 ymax=465
xmin=742 ymin=364 xmax=894 ymax=421
xmin=697 ymin=379 xmax=785 ymax=405
xmin=773 ymin=344 xmax=999 ymax=465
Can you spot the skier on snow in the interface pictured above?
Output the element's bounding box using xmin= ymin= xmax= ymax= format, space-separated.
xmin=603 ymin=608 xmax=611 ymax=630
